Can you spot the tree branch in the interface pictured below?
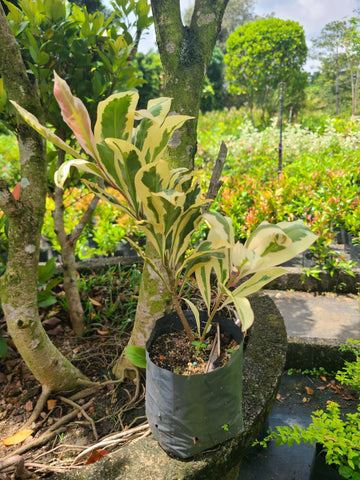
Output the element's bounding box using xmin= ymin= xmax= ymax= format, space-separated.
xmin=205 ymin=140 xmax=227 ymax=205
xmin=0 ymin=177 xmax=21 ymax=218
xmin=150 ymin=0 xmax=184 ymax=72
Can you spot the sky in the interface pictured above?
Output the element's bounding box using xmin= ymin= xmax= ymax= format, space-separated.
xmin=137 ymin=0 xmax=360 ymax=71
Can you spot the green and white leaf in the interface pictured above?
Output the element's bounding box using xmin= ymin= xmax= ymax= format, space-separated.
xmin=10 ymin=100 xmax=81 ymax=159
xmin=184 ymin=299 xmax=201 ymax=338
xmin=54 ymin=159 xmax=105 ymax=189
xmin=245 ymin=221 xmax=317 ymax=272
xmin=221 ymin=286 xmax=254 ymax=332
xmin=94 ymin=91 xmax=139 ymax=143
xmin=223 ymin=267 xmax=287 ymax=301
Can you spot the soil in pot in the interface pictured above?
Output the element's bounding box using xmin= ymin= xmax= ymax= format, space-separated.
xmin=148 ymin=327 xmax=240 ymax=375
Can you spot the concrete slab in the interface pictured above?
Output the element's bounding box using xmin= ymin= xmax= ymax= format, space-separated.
xmin=266 ymin=290 xmax=360 ymax=342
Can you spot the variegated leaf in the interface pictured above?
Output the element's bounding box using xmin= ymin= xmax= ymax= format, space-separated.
xmin=82 ymin=180 xmax=135 ymax=218
xmin=195 ymin=263 xmax=213 ymax=313
xmin=204 ymin=211 xmax=234 ymax=245
xmin=54 ymin=159 xmax=105 ymax=189
xmin=221 ymin=286 xmax=254 ymax=332
xmin=102 ymin=139 xmax=144 ymax=215
xmin=53 ymin=72 xmax=98 ymax=160
xmin=184 ymin=299 xmax=201 ymax=337
xmin=245 ymin=221 xmax=317 ymax=271
xmin=137 ymin=114 xmax=193 ymax=164
xmin=94 ymin=91 xmax=139 ymax=143
xmin=223 ymin=267 xmax=287 ymax=301
xmin=147 ymin=97 xmax=172 ymax=121
xmin=10 ymin=101 xmax=81 ymax=159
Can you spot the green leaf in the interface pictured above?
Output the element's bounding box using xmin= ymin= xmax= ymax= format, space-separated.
xmin=37 ymin=291 xmax=57 ymax=308
xmin=125 ymin=346 xmax=147 ymax=369
xmin=38 ymin=257 xmax=57 ymax=286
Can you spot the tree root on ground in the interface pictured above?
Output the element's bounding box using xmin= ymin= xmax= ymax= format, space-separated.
xmin=73 ymin=422 xmax=150 ymax=464
xmin=1 ymin=373 xmax=144 ymax=475
xmin=21 ymin=384 xmax=52 ymax=430
xmin=1 ymin=398 xmax=95 ymax=462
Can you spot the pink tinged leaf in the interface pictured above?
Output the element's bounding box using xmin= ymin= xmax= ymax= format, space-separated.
xmin=53 ymin=72 xmax=97 ymax=161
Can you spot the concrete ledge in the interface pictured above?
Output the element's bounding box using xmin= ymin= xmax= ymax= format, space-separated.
xmin=286 ymin=335 xmax=357 ymax=372
xmin=52 ymin=294 xmax=287 ymax=480
xmin=265 ymin=267 xmax=360 ymax=294
xmin=58 ymin=256 xmax=360 ymax=295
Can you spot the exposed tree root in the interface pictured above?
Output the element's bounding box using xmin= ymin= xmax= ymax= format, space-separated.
xmin=58 ymin=395 xmax=98 ymax=440
xmin=73 ymin=422 xmax=150 ymax=464
xmin=0 ymin=455 xmax=32 ymax=478
xmin=21 ymin=384 xmax=52 ymax=429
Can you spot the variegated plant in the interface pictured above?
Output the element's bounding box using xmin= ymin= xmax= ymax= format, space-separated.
xmin=11 ymin=72 xmax=192 ymax=220
xmin=11 ymin=73 xmax=317 ymax=343
xmin=196 ymin=212 xmax=317 ymax=335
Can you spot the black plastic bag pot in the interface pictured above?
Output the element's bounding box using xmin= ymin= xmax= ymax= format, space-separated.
xmin=310 ymin=444 xmax=344 ymax=480
xmin=145 ymin=310 xmax=244 ymax=459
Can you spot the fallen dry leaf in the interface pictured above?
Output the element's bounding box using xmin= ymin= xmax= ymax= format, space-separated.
xmin=305 ymin=387 xmax=314 ymax=395
xmin=84 ymin=449 xmax=109 ymax=465
xmin=47 ymin=399 xmax=57 ymax=410
xmin=97 ymin=328 xmax=109 ymax=336
xmin=42 ymin=317 xmax=61 ymax=327
xmin=317 ymin=386 xmax=326 ymax=391
xmin=2 ymin=429 xmax=34 ymax=446
xmin=342 ymin=394 xmax=357 ymax=401
xmin=320 ymin=375 xmax=327 ymax=382
xmin=89 ymin=297 xmax=101 ymax=307
xmin=25 ymin=400 xmax=33 ymax=412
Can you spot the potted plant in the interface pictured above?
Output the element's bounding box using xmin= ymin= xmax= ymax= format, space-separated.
xmin=12 ymin=73 xmax=317 ymax=458
xmin=256 ymin=339 xmax=360 ymax=479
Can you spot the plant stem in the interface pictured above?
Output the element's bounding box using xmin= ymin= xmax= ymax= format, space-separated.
xmin=201 ymin=294 xmax=224 ymax=341
xmin=172 ymin=292 xmax=195 ymax=342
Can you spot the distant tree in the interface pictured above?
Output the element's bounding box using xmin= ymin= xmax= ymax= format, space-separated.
xmin=312 ymin=16 xmax=360 ymax=116
xmin=217 ymin=0 xmax=255 ymax=51
xmin=312 ymin=21 xmax=349 ymax=115
xmin=225 ymin=18 xmax=308 ymax=122
xmin=342 ymin=16 xmax=360 ymax=115
xmin=134 ymin=51 xmax=163 ymax=109
xmin=200 ymin=45 xmax=225 ymax=112
xmin=71 ymin=0 xmax=104 ymax=13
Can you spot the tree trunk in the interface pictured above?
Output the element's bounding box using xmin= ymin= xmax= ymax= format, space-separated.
xmin=113 ymin=0 xmax=229 ymax=379
xmin=0 ymin=5 xmax=87 ymax=393
xmin=52 ymin=147 xmax=99 ymax=336
xmin=354 ymin=68 xmax=360 ymax=115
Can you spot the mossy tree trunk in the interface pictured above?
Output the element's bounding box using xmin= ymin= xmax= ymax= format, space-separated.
xmin=113 ymin=0 xmax=229 ymax=379
xmin=0 ymin=5 xmax=88 ymax=393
